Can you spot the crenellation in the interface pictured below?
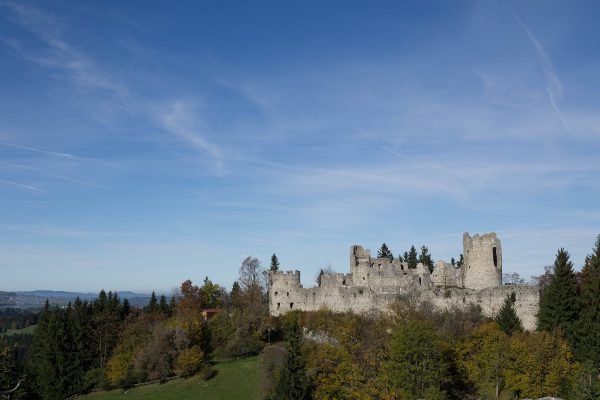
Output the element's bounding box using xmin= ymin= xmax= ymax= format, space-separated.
xmin=269 ymin=232 xmax=540 ymax=330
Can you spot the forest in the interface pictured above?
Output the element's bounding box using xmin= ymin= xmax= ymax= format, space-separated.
xmin=1 ymin=237 xmax=599 ymax=400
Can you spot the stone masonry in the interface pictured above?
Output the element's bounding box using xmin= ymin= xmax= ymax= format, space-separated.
xmin=268 ymin=232 xmax=540 ymax=330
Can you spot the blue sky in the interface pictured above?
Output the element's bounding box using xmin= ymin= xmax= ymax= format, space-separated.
xmin=1 ymin=0 xmax=599 ymax=293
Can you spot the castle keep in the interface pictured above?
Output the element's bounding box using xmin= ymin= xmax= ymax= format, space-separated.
xmin=268 ymin=232 xmax=540 ymax=330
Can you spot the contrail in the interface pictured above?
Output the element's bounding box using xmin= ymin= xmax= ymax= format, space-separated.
xmin=515 ymin=15 xmax=572 ymax=134
xmin=0 ymin=142 xmax=77 ymax=158
xmin=0 ymin=179 xmax=46 ymax=192
xmin=1 ymin=161 xmax=108 ymax=189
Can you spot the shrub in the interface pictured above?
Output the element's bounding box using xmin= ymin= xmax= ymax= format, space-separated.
xmin=175 ymin=345 xmax=204 ymax=377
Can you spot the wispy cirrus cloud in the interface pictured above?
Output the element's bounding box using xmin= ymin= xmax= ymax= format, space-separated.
xmin=2 ymin=1 xmax=130 ymax=99
xmin=162 ymin=101 xmax=224 ymax=173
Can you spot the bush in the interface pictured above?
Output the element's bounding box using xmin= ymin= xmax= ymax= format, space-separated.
xmin=175 ymin=345 xmax=204 ymax=377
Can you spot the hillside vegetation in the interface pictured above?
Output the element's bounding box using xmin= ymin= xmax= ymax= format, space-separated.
xmin=82 ymin=356 xmax=261 ymax=400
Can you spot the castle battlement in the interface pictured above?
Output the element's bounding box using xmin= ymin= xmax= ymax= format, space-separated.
xmin=268 ymin=232 xmax=540 ymax=330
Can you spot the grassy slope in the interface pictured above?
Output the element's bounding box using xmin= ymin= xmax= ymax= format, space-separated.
xmin=83 ymin=356 xmax=262 ymax=400
xmin=1 ymin=324 xmax=37 ymax=336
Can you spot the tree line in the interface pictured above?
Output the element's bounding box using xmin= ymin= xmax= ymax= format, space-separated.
xmin=0 ymin=255 xmax=275 ymax=399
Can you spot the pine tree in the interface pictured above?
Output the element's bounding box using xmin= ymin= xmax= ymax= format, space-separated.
xmin=159 ymin=294 xmax=169 ymax=314
xmin=419 ymin=245 xmax=434 ymax=273
xmin=271 ymin=313 xmax=309 ymax=400
xmin=121 ymin=298 xmax=131 ymax=318
xmin=0 ymin=346 xmax=17 ymax=395
xmin=146 ymin=291 xmax=159 ymax=314
xmin=169 ymin=295 xmax=177 ymax=313
xmin=377 ymin=243 xmax=394 ymax=261
xmin=406 ymin=246 xmax=418 ymax=269
xmin=270 ymin=253 xmax=280 ymax=272
xmin=575 ymin=235 xmax=600 ymax=367
xmin=537 ymin=248 xmax=580 ymax=343
xmin=495 ymin=292 xmax=523 ymax=335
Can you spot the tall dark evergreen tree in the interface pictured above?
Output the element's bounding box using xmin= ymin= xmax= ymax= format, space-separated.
xmin=159 ymin=294 xmax=169 ymax=314
xmin=450 ymin=257 xmax=456 ymax=266
xmin=405 ymin=246 xmax=419 ymax=269
xmin=456 ymin=254 xmax=464 ymax=267
xmin=495 ymin=292 xmax=523 ymax=335
xmin=146 ymin=291 xmax=159 ymax=314
xmin=419 ymin=245 xmax=434 ymax=273
xmin=377 ymin=243 xmax=394 ymax=261
xmin=575 ymin=235 xmax=600 ymax=367
xmin=270 ymin=253 xmax=280 ymax=272
xmin=537 ymin=248 xmax=580 ymax=343
xmin=121 ymin=298 xmax=131 ymax=318
xmin=271 ymin=313 xmax=310 ymax=400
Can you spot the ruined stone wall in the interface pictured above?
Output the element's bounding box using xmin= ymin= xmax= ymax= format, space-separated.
xmin=268 ymin=232 xmax=539 ymax=330
xmin=430 ymin=260 xmax=463 ymax=287
xmin=423 ymin=285 xmax=540 ymax=331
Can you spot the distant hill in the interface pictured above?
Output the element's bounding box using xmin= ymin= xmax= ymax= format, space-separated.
xmin=16 ymin=290 xmax=149 ymax=300
xmin=1 ymin=290 xmax=152 ymax=309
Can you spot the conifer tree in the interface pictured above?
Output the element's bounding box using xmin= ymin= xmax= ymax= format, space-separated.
xmin=456 ymin=254 xmax=464 ymax=267
xmin=159 ymin=294 xmax=169 ymax=314
xmin=537 ymin=248 xmax=580 ymax=343
xmin=0 ymin=346 xmax=17 ymax=396
xmin=146 ymin=291 xmax=159 ymax=314
xmin=377 ymin=243 xmax=394 ymax=261
xmin=419 ymin=245 xmax=434 ymax=273
xmin=575 ymin=235 xmax=600 ymax=367
xmin=451 ymin=257 xmax=456 ymax=266
xmin=270 ymin=253 xmax=280 ymax=271
xmin=495 ymin=292 xmax=523 ymax=335
xmin=169 ymin=295 xmax=177 ymax=313
xmin=271 ymin=312 xmax=310 ymax=400
xmin=406 ymin=246 xmax=419 ymax=269
xmin=121 ymin=298 xmax=131 ymax=318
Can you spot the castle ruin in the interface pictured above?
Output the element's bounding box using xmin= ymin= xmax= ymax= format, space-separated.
xmin=268 ymin=232 xmax=540 ymax=330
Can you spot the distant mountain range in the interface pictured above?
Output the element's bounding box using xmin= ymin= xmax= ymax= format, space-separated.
xmin=0 ymin=290 xmax=152 ymax=309
xmin=16 ymin=290 xmax=150 ymax=300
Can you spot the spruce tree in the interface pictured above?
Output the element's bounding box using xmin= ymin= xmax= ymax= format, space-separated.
xmin=146 ymin=291 xmax=159 ymax=313
xmin=272 ymin=312 xmax=309 ymax=400
xmin=575 ymin=235 xmax=600 ymax=367
xmin=378 ymin=243 xmax=394 ymax=261
xmin=0 ymin=345 xmax=17 ymax=395
xmin=419 ymin=245 xmax=434 ymax=273
xmin=537 ymin=248 xmax=580 ymax=343
xmin=406 ymin=246 xmax=419 ymax=269
xmin=495 ymin=292 xmax=523 ymax=335
xmin=159 ymin=294 xmax=169 ymax=314
xmin=270 ymin=253 xmax=280 ymax=272
xmin=121 ymin=298 xmax=131 ymax=318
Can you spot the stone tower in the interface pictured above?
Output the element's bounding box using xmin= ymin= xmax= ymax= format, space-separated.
xmin=462 ymin=232 xmax=502 ymax=290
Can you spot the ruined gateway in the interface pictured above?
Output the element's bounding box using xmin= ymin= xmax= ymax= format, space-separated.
xmin=268 ymin=232 xmax=540 ymax=330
